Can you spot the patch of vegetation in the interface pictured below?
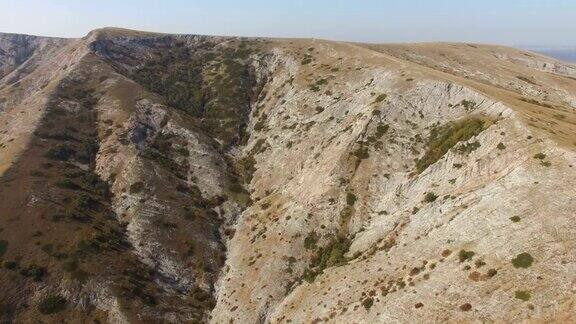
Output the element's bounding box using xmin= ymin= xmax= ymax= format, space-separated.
xmin=45 ymin=144 xmax=75 ymax=161
xmin=302 ymin=236 xmax=351 ymax=283
xmin=38 ymin=295 xmax=67 ymax=315
xmin=510 ymin=216 xmax=521 ymax=223
xmin=457 ymin=141 xmax=481 ymax=154
xmin=497 ymin=142 xmax=506 ymax=150
xmin=120 ymin=266 xmax=157 ymax=306
xmin=516 ymin=76 xmax=537 ymax=85
xmin=512 ymin=252 xmax=533 ymax=268
xmin=515 ymin=290 xmax=531 ymax=301
xmin=20 ymin=264 xmax=47 ymax=281
xmin=459 ymin=250 xmax=475 ymax=262
xmin=129 ymin=182 xmax=145 ymax=194
xmin=375 ymin=123 xmax=389 ymax=138
xmin=520 ymin=97 xmax=553 ymax=108
xmin=415 ymin=117 xmax=487 ymax=173
xmin=424 ymin=192 xmax=438 ymax=203
xmin=4 ymin=260 xmax=18 ymax=270
xmin=373 ymin=94 xmax=387 ymax=103
xmin=362 ymin=297 xmax=374 ymax=310
xmin=533 ymin=153 xmax=546 ymax=160
xmin=352 ymin=146 xmax=369 ymax=160
xmin=55 ymin=179 xmax=81 ymax=190
xmin=460 ymin=100 xmax=477 ymax=110
xmin=130 ymin=41 xmax=258 ymax=147
xmin=304 ymin=231 xmax=319 ymax=250
xmin=346 ymin=192 xmax=357 ymax=206
xmin=0 ymin=240 xmax=8 ymax=257
xmin=62 ymin=258 xmax=90 ymax=282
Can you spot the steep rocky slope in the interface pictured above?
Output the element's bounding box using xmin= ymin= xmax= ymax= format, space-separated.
xmin=0 ymin=29 xmax=575 ymax=323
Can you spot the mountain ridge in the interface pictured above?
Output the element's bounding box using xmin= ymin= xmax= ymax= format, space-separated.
xmin=0 ymin=28 xmax=575 ymax=323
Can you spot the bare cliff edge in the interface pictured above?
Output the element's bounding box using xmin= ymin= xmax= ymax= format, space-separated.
xmin=0 ymin=28 xmax=575 ymax=323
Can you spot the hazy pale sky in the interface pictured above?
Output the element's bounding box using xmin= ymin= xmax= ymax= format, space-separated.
xmin=0 ymin=0 xmax=575 ymax=45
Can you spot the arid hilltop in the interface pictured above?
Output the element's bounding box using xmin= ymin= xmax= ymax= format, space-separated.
xmin=0 ymin=28 xmax=575 ymax=323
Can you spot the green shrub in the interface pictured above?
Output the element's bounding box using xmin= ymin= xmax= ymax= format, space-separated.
xmin=424 ymin=192 xmax=438 ymax=203
xmin=460 ymin=100 xmax=477 ymax=110
xmin=129 ymin=182 xmax=145 ymax=194
xmin=303 ymin=236 xmax=351 ymax=283
xmin=510 ymin=216 xmax=521 ymax=222
xmin=4 ymin=261 xmax=18 ymax=270
xmin=375 ymin=124 xmax=389 ymax=138
xmin=176 ymin=147 xmax=190 ymax=157
xmin=512 ymin=252 xmax=533 ymax=268
xmin=0 ymin=240 xmax=8 ymax=257
xmin=457 ymin=141 xmax=481 ymax=154
xmin=315 ymin=237 xmax=350 ymax=270
xmin=373 ymin=94 xmax=387 ymax=103
xmin=38 ymin=295 xmax=67 ymax=314
xmin=20 ymin=264 xmax=46 ymax=281
xmin=533 ymin=153 xmax=546 ymax=160
xmin=45 ymin=144 xmax=74 ymax=161
xmin=515 ymin=290 xmax=531 ymax=301
xmin=497 ymin=142 xmax=506 ymax=150
xmin=304 ymin=231 xmax=319 ymax=250
xmin=346 ymin=193 xmax=357 ymax=206
xmin=459 ymin=250 xmax=475 ymax=262
xmin=415 ymin=117 xmax=486 ymax=173
xmin=353 ymin=147 xmax=369 ymax=160
xmin=55 ymin=179 xmax=81 ymax=190
xmin=362 ymin=297 xmax=374 ymax=310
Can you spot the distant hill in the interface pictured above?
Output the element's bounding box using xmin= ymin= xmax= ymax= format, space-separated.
xmin=520 ymin=46 xmax=576 ymax=63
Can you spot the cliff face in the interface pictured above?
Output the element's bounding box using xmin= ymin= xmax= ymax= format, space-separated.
xmin=0 ymin=28 xmax=575 ymax=323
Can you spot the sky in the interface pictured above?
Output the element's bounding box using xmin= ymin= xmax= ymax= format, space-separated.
xmin=0 ymin=0 xmax=575 ymax=46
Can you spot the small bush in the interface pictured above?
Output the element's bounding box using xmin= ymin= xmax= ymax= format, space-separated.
xmin=304 ymin=232 xmax=319 ymax=250
xmin=315 ymin=106 xmax=324 ymax=114
xmin=20 ymin=264 xmax=47 ymax=281
xmin=176 ymin=147 xmax=190 ymax=157
xmin=38 ymin=295 xmax=67 ymax=314
xmin=497 ymin=142 xmax=506 ymax=150
xmin=375 ymin=124 xmax=389 ymax=138
xmin=510 ymin=216 xmax=521 ymax=222
xmin=373 ymin=94 xmax=387 ymax=103
xmin=0 ymin=240 xmax=8 ymax=257
xmin=362 ymin=297 xmax=374 ymax=310
xmin=346 ymin=193 xmax=357 ymax=206
xmin=424 ymin=192 xmax=438 ymax=203
xmin=512 ymin=252 xmax=533 ymax=268
xmin=45 ymin=144 xmax=74 ymax=161
xmin=129 ymin=182 xmax=145 ymax=194
xmin=459 ymin=250 xmax=475 ymax=262
xmin=460 ymin=100 xmax=477 ymax=110
xmin=55 ymin=179 xmax=81 ymax=190
xmin=353 ymin=147 xmax=369 ymax=160
xmin=4 ymin=261 xmax=18 ymax=270
xmin=457 ymin=141 xmax=481 ymax=154
xmin=515 ymin=290 xmax=531 ymax=301
xmin=533 ymin=153 xmax=546 ymax=160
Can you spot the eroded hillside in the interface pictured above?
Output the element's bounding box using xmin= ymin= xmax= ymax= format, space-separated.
xmin=0 ymin=29 xmax=575 ymax=323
